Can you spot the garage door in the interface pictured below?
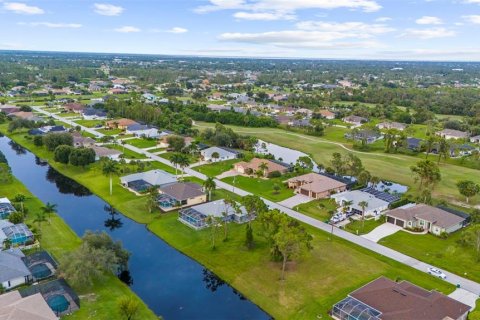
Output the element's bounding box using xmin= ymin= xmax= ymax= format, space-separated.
xmin=387 ymin=216 xmax=395 ymax=224
xmin=300 ymin=189 xmax=310 ymax=196
xmin=395 ymin=219 xmax=405 ymax=227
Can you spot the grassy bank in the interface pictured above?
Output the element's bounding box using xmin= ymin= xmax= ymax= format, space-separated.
xmin=0 ymin=177 xmax=157 ymax=320
xmin=0 ymin=125 xmax=458 ymax=319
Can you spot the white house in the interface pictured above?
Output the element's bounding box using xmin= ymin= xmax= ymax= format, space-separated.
xmin=126 ymin=124 xmax=160 ymax=138
xmin=200 ymin=147 xmax=239 ymax=162
xmin=470 ymin=135 xmax=480 ymax=144
xmin=436 ymin=129 xmax=469 ymax=140
xmin=91 ymin=146 xmax=122 ymax=161
xmin=0 ymin=249 xmax=32 ymax=290
xmin=120 ymin=170 xmax=177 ymax=193
xmin=331 ymin=190 xmax=389 ymax=217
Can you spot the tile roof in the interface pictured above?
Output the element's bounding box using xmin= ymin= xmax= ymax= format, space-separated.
xmin=0 ymin=291 xmax=58 ymax=320
xmin=159 ymin=182 xmax=205 ymax=201
xmin=287 ymin=173 xmax=346 ymax=193
xmin=387 ymin=204 xmax=466 ymax=228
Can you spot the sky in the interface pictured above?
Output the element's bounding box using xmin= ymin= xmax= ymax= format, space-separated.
xmin=1 ymin=0 xmax=480 ymax=61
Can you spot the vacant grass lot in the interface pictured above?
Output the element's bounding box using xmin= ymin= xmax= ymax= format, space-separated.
xmin=221 ymin=175 xmax=295 ymax=202
xmin=0 ymin=178 xmax=156 ymax=320
xmin=97 ymin=128 xmax=123 ymax=136
xmin=103 ymin=144 xmax=147 ymax=159
xmin=294 ymin=198 xmax=338 ymax=221
xmin=125 ymin=138 xmax=158 ymax=149
xmin=195 ymin=159 xmax=240 ymax=177
xmin=159 ymin=152 xmax=199 ymax=164
xmin=195 ymin=122 xmax=480 ymax=205
xmin=1 ymin=126 xmax=461 ymax=319
xmin=75 ymin=119 xmax=105 ymax=128
xmin=380 ymin=229 xmax=480 ymax=283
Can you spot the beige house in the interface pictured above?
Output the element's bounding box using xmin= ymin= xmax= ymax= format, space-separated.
xmin=318 ymin=109 xmax=335 ymax=120
xmin=72 ymin=132 xmax=96 ymax=148
xmin=158 ymin=182 xmax=207 ymax=212
xmin=376 ymin=121 xmax=407 ymax=131
xmin=233 ymin=158 xmax=289 ymax=177
xmin=0 ymin=291 xmax=58 ymax=320
xmin=105 ymin=118 xmax=138 ymax=130
xmin=386 ymin=204 xmax=467 ymax=235
xmin=286 ymin=173 xmax=347 ymax=199
xmin=436 ymin=129 xmax=469 ymax=140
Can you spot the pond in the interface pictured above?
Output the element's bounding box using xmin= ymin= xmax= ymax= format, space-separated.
xmin=0 ymin=136 xmax=270 ymax=320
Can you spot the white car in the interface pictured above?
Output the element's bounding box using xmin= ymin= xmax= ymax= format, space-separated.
xmin=428 ymin=267 xmax=447 ymax=279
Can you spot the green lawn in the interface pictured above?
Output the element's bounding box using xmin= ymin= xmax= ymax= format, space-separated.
xmin=159 ymin=152 xmax=199 ymax=164
xmin=58 ymin=112 xmax=80 ymax=118
xmin=195 ymin=122 xmax=480 ymax=205
xmin=344 ymin=218 xmax=385 ymax=235
xmin=125 ymin=138 xmax=158 ymax=149
xmin=104 ymin=144 xmax=147 ymax=159
xmin=294 ymin=198 xmax=338 ymax=221
xmin=380 ymin=228 xmax=480 ymax=283
xmin=147 ymin=147 xmax=166 ymax=154
xmin=97 ymin=128 xmax=123 ymax=136
xmin=0 ymin=178 xmax=157 ymax=320
xmin=0 ymin=125 xmax=462 ymax=319
xmin=221 ymin=175 xmax=295 ymax=202
xmin=195 ymin=159 xmax=240 ymax=177
xmin=75 ymin=119 xmax=105 ymax=128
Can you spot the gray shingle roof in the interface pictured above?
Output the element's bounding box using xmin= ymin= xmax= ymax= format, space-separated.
xmin=0 ymin=250 xmax=31 ymax=283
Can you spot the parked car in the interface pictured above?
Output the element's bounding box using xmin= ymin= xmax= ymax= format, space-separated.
xmin=427 ymin=267 xmax=447 ymax=279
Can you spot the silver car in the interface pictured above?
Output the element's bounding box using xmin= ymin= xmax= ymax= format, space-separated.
xmin=427 ymin=267 xmax=447 ymax=279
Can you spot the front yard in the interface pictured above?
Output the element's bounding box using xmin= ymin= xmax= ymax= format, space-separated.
xmin=75 ymin=119 xmax=105 ymax=128
xmin=294 ymin=198 xmax=338 ymax=221
xmin=344 ymin=218 xmax=385 ymax=235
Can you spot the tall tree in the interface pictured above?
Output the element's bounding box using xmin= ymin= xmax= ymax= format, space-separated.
xmin=41 ymin=202 xmax=57 ymax=221
xmin=203 ymin=177 xmax=216 ymax=201
xmin=358 ymin=201 xmax=369 ymax=231
xmin=410 ymin=160 xmax=441 ymax=189
xmin=102 ymin=158 xmax=118 ymax=196
xmin=456 ymin=180 xmax=480 ymax=203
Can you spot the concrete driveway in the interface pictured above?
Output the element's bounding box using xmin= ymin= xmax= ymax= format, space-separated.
xmin=449 ymin=288 xmax=478 ymax=310
xmin=362 ymin=223 xmax=402 ymax=243
xmin=278 ymin=194 xmax=312 ymax=209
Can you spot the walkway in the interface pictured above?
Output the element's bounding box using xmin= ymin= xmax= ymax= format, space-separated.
xmin=31 ymin=106 xmax=480 ymax=298
xmin=361 ymin=223 xmax=402 ymax=243
xmin=449 ymin=288 xmax=478 ymax=310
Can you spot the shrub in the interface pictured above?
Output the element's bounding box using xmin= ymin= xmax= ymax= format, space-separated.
xmin=268 ymin=170 xmax=282 ymax=178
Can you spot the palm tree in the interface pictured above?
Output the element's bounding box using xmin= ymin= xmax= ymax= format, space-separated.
xmin=358 ymin=201 xmax=369 ymax=231
xmin=437 ymin=138 xmax=449 ymax=164
xmin=211 ymin=152 xmax=220 ymax=162
xmin=203 ymin=177 xmax=216 ymax=201
xmin=342 ymin=200 xmax=353 ymax=215
xmin=370 ymin=176 xmax=380 ymax=189
xmin=102 ymin=159 xmax=118 ymax=196
xmin=259 ymin=161 xmax=269 ymax=177
xmin=170 ymin=153 xmax=183 ymax=176
xmin=206 ymin=215 xmax=219 ymax=249
xmin=145 ymin=186 xmax=159 ymax=213
xmin=41 ymin=202 xmax=57 ymax=223
xmin=177 ymin=155 xmax=191 ymax=180
xmin=2 ymin=238 xmax=12 ymax=249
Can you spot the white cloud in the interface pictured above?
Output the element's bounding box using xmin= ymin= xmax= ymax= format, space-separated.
xmin=195 ymin=0 xmax=382 ymax=20
xmin=401 ymin=27 xmax=455 ymax=39
xmin=218 ymin=19 xmax=392 ymax=49
xmin=233 ymin=11 xmax=295 ymax=20
xmin=114 ymin=26 xmax=140 ymax=33
xmin=167 ymin=27 xmax=188 ymax=33
xmin=18 ymin=22 xmax=82 ymax=28
xmin=463 ymin=15 xmax=480 ymax=24
xmin=415 ymin=16 xmax=443 ymax=25
xmin=375 ymin=17 xmax=391 ymax=22
xmin=3 ymin=2 xmax=44 ymax=15
xmin=94 ymin=3 xmax=124 ymax=16
xmin=463 ymin=0 xmax=480 ymax=4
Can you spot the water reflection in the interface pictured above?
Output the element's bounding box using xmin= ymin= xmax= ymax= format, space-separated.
xmin=118 ymin=270 xmax=133 ymax=286
xmin=104 ymin=204 xmax=123 ymax=231
xmin=35 ymin=156 xmax=48 ymax=167
xmin=45 ymin=167 xmax=92 ymax=197
xmin=202 ymin=269 xmax=225 ymax=292
xmin=8 ymin=140 xmax=27 ymax=155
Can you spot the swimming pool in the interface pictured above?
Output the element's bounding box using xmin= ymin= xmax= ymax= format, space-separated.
xmin=47 ymin=294 xmax=69 ymax=313
xmin=30 ymin=263 xmax=52 ymax=280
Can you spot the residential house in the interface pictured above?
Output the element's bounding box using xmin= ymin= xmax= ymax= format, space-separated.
xmin=470 ymin=135 xmax=480 ymax=144
xmin=200 ymin=146 xmax=239 ymax=162
xmin=376 ymin=121 xmax=407 ymax=131
xmin=0 ymin=105 xmax=20 ymax=115
xmin=344 ymin=130 xmax=382 ymax=144
xmin=274 ymin=115 xmax=294 ymax=125
xmin=142 ymin=93 xmax=158 ymax=103
xmin=126 ymin=124 xmax=160 ymax=138
xmin=108 ymin=88 xmax=127 ymax=95
xmin=105 ymin=118 xmax=138 ymax=130
xmin=233 ymin=158 xmax=290 ymax=177
xmin=331 ymin=191 xmax=389 ymax=217
xmin=0 ymin=198 xmax=16 ymax=219
xmin=8 ymin=112 xmax=43 ymax=122
xmin=63 ymin=103 xmax=85 ymax=114
xmin=286 ymin=173 xmax=347 ymax=199
xmin=72 ymin=132 xmax=96 ymax=148
xmin=0 ymin=249 xmax=32 ymax=290
xmin=317 ymin=109 xmax=335 ymax=120
xmin=0 ymin=221 xmax=35 ymax=248
xmin=157 ymin=182 xmax=207 ymax=212
xmin=436 ymin=129 xmax=470 ymax=140
xmin=82 ymin=108 xmax=107 ymax=120
xmin=28 ymin=125 xmax=67 ymax=136
xmin=120 ymin=170 xmax=177 ymax=193
xmin=91 ymin=146 xmax=122 ymax=161
xmin=288 ymin=118 xmax=311 ymax=127
xmin=179 ymin=199 xmax=251 ymax=230
xmin=343 ymin=115 xmax=368 ymax=126
xmin=386 ymin=204 xmax=468 ymax=235
xmin=0 ymin=290 xmax=58 ymax=320
xmin=332 ymin=277 xmax=470 ymax=320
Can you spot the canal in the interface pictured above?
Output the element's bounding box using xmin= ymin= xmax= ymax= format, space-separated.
xmin=0 ymin=136 xmax=270 ymax=320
